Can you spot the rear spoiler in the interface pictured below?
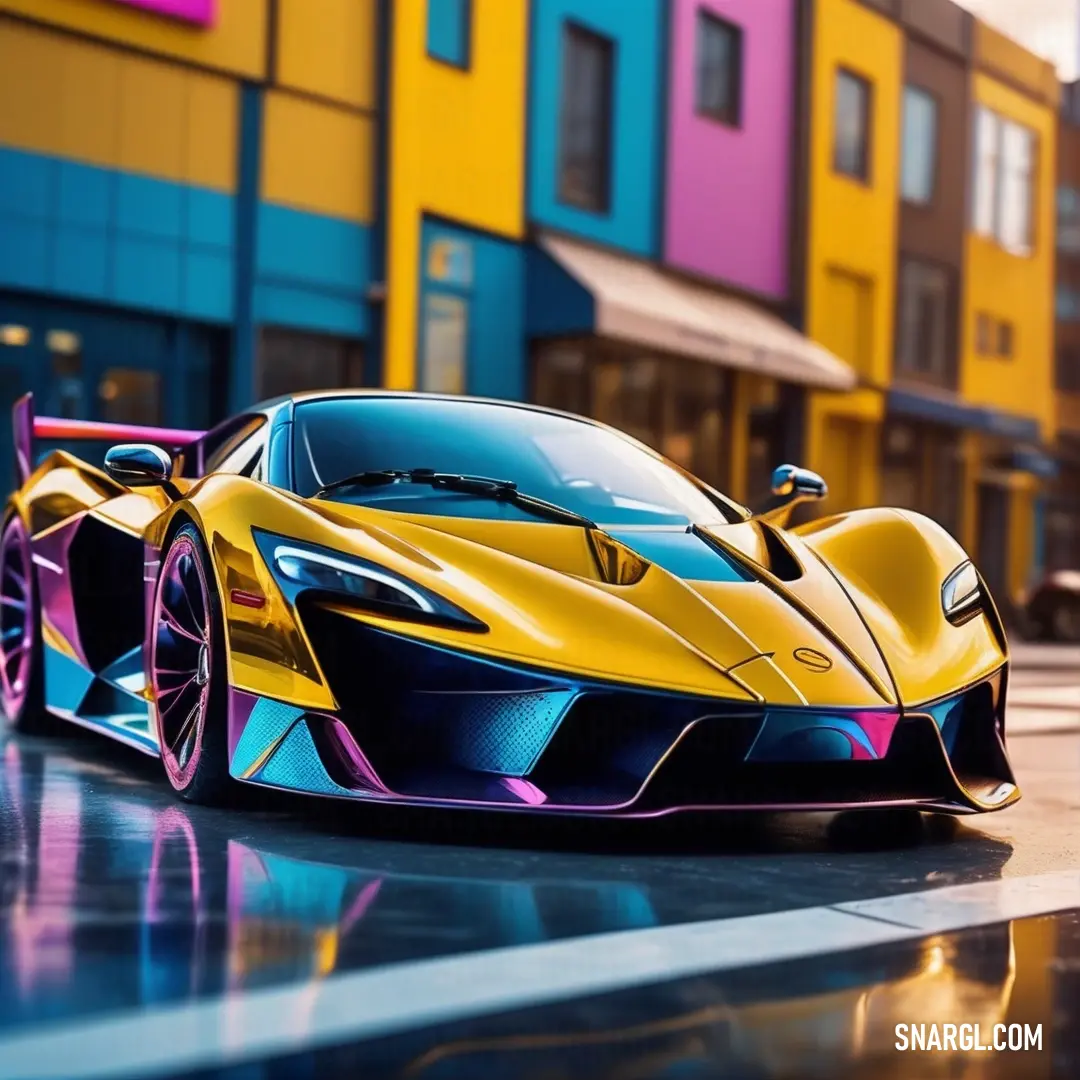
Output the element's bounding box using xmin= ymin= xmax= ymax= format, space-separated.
xmin=12 ymin=393 xmax=204 ymax=485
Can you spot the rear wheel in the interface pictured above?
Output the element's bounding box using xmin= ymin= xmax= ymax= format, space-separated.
xmin=150 ymin=524 xmax=232 ymax=804
xmin=0 ymin=514 xmax=46 ymax=733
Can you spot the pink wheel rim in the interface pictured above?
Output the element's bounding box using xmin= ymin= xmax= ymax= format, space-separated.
xmin=0 ymin=518 xmax=34 ymax=724
xmin=151 ymin=536 xmax=212 ymax=789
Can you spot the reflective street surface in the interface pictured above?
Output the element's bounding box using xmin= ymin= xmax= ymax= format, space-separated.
xmin=2 ymin=646 xmax=1080 ymax=1079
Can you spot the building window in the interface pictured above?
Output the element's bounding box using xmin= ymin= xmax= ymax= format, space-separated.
xmin=833 ymin=68 xmax=871 ymax=182
xmin=996 ymin=319 xmax=1014 ymax=358
xmin=881 ymin=421 xmax=962 ymax=538
xmin=258 ymin=329 xmax=364 ymax=400
xmin=426 ymin=0 xmax=471 ymax=69
xmin=1057 ymin=284 xmax=1080 ymax=321
xmin=973 ymin=106 xmax=1036 ymax=254
xmin=900 ymin=85 xmax=937 ymax=204
xmin=420 ymin=293 xmax=469 ymax=394
xmin=558 ymin=23 xmax=614 ymax=213
xmin=98 ymin=368 xmax=162 ymax=425
xmin=533 ymin=342 xmax=731 ymax=492
xmin=1059 ymin=185 xmax=1080 ymax=252
xmin=1058 ymin=345 xmax=1080 ymax=391
xmin=695 ymin=11 xmax=742 ymax=126
xmin=896 ymin=258 xmax=951 ymax=385
xmin=975 ymin=312 xmax=993 ymax=354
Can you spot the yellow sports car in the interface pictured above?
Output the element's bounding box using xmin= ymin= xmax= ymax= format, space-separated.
xmin=1 ymin=390 xmax=1018 ymax=814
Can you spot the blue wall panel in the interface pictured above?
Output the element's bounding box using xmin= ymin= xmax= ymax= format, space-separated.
xmin=528 ymin=0 xmax=666 ymax=257
xmin=113 ymin=236 xmax=183 ymax=313
xmin=0 ymin=218 xmax=49 ymax=290
xmin=0 ymin=149 xmax=50 ymax=218
xmin=254 ymin=203 xmax=371 ymax=337
xmin=253 ymin=282 xmax=368 ymax=337
xmin=115 ymin=173 xmax=184 ymax=242
xmin=419 ymin=218 xmax=526 ymax=401
xmin=0 ymin=145 xmax=236 ymax=324
xmin=53 ymin=230 xmax=110 ymax=299
xmin=57 ymin=162 xmax=110 ymax=228
xmin=427 ymin=0 xmax=471 ymax=67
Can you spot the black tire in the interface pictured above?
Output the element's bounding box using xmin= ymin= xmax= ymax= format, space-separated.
xmin=0 ymin=513 xmax=48 ymax=735
xmin=151 ymin=522 xmax=233 ymax=805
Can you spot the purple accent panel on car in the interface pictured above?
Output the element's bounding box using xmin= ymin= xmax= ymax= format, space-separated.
xmin=322 ymin=717 xmax=390 ymax=794
xmin=746 ymin=710 xmax=901 ymax=763
xmin=227 ymin=687 xmax=263 ymax=765
xmin=12 ymin=393 xmax=33 ymax=485
xmin=664 ymin=0 xmax=795 ymax=298
xmin=32 ymin=516 xmax=89 ymax=669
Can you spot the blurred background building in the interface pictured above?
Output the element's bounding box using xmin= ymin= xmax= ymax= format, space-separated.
xmin=0 ymin=0 xmax=1075 ymax=613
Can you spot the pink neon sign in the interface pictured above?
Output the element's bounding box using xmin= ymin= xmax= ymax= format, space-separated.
xmin=110 ymin=0 xmax=216 ymax=26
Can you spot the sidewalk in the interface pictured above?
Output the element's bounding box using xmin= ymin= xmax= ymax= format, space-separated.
xmin=1008 ymin=642 xmax=1080 ymax=672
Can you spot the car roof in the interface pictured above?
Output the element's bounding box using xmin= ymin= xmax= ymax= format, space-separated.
xmin=250 ymin=389 xmax=603 ymax=427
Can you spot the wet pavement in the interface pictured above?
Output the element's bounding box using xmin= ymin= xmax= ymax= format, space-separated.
xmin=1 ymin=648 xmax=1079 ymax=1079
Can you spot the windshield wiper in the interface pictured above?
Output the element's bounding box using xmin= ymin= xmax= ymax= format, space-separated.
xmin=312 ymin=468 xmax=597 ymax=529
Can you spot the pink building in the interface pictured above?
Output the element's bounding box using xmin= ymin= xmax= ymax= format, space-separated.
xmin=663 ymin=0 xmax=796 ymax=300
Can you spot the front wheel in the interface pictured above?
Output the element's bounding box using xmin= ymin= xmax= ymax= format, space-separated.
xmin=0 ymin=514 xmax=47 ymax=734
xmin=150 ymin=523 xmax=232 ymax=804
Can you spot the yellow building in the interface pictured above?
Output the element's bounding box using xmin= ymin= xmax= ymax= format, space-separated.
xmin=803 ymin=0 xmax=902 ymax=515
xmin=383 ymin=0 xmax=529 ymax=399
xmin=959 ymin=23 xmax=1057 ymax=606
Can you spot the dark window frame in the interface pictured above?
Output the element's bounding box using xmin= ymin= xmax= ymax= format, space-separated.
xmin=694 ymin=9 xmax=743 ymax=128
xmin=1057 ymin=343 xmax=1080 ymax=391
xmin=426 ymin=0 xmax=473 ymax=71
xmin=557 ymin=21 xmax=615 ymax=214
xmin=833 ymin=67 xmax=873 ymax=184
xmin=996 ymin=320 xmax=1014 ymax=358
xmin=900 ymin=83 xmax=939 ymax=206
xmin=894 ymin=255 xmax=955 ymax=388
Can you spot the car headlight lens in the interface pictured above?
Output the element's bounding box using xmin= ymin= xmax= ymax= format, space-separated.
xmin=942 ymin=561 xmax=981 ymax=625
xmin=254 ymin=532 xmax=486 ymax=631
xmin=275 ymin=546 xmax=436 ymax=610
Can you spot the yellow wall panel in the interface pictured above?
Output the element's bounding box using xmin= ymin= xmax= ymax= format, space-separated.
xmin=118 ymin=55 xmax=186 ymax=179
xmin=960 ymin=71 xmax=1056 ymax=440
xmin=276 ymin=0 xmax=377 ymax=109
xmin=0 ymin=19 xmax=237 ymax=191
xmin=384 ymin=0 xmax=529 ymax=388
xmin=0 ymin=0 xmax=266 ymax=78
xmin=0 ymin=21 xmax=68 ymax=155
xmin=185 ymin=71 xmax=237 ymax=189
xmin=57 ymin=31 xmax=121 ymax=165
xmin=803 ymin=0 xmax=901 ymax=508
xmin=261 ymin=91 xmax=372 ymax=222
xmin=806 ymin=0 xmax=901 ymax=389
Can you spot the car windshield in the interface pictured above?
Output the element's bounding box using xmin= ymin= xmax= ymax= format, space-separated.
xmin=292 ymin=397 xmax=741 ymax=527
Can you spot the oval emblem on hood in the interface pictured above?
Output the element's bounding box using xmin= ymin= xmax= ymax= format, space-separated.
xmin=793 ymin=647 xmax=832 ymax=672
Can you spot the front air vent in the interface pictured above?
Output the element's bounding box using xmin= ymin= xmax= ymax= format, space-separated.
xmin=759 ymin=523 xmax=803 ymax=581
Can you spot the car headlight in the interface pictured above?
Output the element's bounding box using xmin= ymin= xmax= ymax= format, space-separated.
xmin=254 ymin=532 xmax=486 ymax=631
xmin=942 ymin=561 xmax=981 ymax=625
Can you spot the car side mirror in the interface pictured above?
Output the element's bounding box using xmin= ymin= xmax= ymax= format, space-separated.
xmin=105 ymin=443 xmax=174 ymax=488
xmin=771 ymin=464 xmax=827 ymax=502
xmin=754 ymin=464 xmax=828 ymax=528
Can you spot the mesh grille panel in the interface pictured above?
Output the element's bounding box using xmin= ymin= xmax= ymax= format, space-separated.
xmin=450 ymin=690 xmax=577 ymax=776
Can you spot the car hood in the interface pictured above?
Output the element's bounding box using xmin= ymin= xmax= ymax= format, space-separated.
xmin=303 ymin=501 xmax=903 ymax=709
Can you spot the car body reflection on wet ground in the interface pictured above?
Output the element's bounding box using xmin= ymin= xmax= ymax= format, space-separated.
xmin=1 ymin=730 xmax=1076 ymax=1079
